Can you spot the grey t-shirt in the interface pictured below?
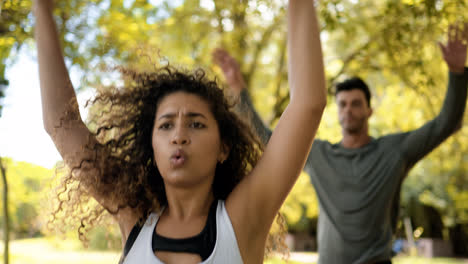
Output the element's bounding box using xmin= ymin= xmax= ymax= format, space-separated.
xmin=238 ymin=70 xmax=468 ymax=264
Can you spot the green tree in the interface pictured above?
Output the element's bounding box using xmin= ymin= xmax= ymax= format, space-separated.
xmin=3 ymin=0 xmax=468 ymax=245
xmin=0 ymin=159 xmax=54 ymax=238
xmin=65 ymin=0 xmax=468 ymax=237
xmin=0 ymin=157 xmax=9 ymax=264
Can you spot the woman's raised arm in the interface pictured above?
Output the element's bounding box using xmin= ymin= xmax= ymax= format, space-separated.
xmin=35 ymin=0 xmax=78 ymax=134
xmin=226 ymin=0 xmax=326 ymax=261
xmin=34 ymin=0 xmax=112 ymax=209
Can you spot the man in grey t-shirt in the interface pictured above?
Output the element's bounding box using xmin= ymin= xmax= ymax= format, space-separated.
xmin=213 ymin=25 xmax=468 ymax=264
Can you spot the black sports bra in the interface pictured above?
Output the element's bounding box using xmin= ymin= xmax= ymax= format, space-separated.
xmin=122 ymin=200 xmax=218 ymax=261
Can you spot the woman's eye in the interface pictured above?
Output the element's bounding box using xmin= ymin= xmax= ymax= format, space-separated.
xmin=190 ymin=122 xmax=205 ymax=129
xmin=159 ymin=123 xmax=172 ymax=130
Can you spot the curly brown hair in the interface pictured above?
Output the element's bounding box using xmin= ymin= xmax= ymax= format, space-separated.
xmin=50 ymin=64 xmax=287 ymax=256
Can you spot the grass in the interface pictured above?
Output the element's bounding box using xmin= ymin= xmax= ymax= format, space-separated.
xmin=0 ymin=237 xmax=120 ymax=264
xmin=265 ymin=254 xmax=468 ymax=264
xmin=266 ymin=258 xmax=307 ymax=264
xmin=392 ymin=256 xmax=468 ymax=264
xmin=1 ymin=238 xmax=467 ymax=263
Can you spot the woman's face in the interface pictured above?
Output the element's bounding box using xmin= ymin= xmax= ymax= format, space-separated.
xmin=152 ymin=92 xmax=228 ymax=189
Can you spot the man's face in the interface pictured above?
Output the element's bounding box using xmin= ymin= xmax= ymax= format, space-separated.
xmin=336 ymin=89 xmax=372 ymax=134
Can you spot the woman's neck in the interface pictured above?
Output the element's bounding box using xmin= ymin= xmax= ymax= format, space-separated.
xmin=163 ymin=183 xmax=214 ymax=221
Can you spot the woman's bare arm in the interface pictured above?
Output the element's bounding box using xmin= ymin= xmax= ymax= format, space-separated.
xmin=34 ymin=1 xmax=137 ymax=236
xmin=226 ymin=0 xmax=326 ymax=261
xmin=35 ymin=0 xmax=92 ymax=162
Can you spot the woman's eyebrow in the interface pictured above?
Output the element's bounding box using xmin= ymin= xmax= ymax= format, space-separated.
xmin=157 ymin=112 xmax=207 ymax=121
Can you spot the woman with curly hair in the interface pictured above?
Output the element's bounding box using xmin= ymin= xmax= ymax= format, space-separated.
xmin=34 ymin=0 xmax=326 ymax=263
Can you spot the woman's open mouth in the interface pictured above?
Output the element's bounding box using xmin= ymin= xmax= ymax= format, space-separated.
xmin=170 ymin=149 xmax=187 ymax=168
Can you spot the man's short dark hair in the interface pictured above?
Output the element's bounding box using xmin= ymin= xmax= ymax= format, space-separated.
xmin=335 ymin=77 xmax=371 ymax=107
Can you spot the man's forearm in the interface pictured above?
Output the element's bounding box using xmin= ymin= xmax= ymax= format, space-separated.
xmin=402 ymin=68 xmax=468 ymax=164
xmin=438 ymin=68 xmax=468 ymax=134
xmin=237 ymin=90 xmax=273 ymax=144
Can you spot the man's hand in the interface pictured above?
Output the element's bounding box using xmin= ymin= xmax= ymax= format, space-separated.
xmin=212 ymin=48 xmax=246 ymax=97
xmin=439 ymin=23 xmax=468 ymax=74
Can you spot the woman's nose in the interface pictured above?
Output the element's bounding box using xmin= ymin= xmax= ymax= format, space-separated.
xmin=171 ymin=127 xmax=190 ymax=145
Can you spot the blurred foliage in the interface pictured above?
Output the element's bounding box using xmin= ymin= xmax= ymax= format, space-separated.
xmin=0 ymin=158 xmax=122 ymax=250
xmin=88 ymin=225 xmax=121 ymax=251
xmin=1 ymin=0 xmax=468 ymax=247
xmin=0 ymin=0 xmax=32 ymax=115
xmin=0 ymin=158 xmax=51 ymax=238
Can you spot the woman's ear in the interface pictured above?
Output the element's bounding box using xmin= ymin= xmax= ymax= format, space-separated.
xmin=218 ymin=142 xmax=230 ymax=163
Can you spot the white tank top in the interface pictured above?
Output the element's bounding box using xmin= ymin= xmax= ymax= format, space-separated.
xmin=123 ymin=200 xmax=243 ymax=264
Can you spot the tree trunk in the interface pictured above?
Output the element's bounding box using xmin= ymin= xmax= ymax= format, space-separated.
xmin=450 ymin=224 xmax=468 ymax=256
xmin=0 ymin=157 xmax=9 ymax=264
